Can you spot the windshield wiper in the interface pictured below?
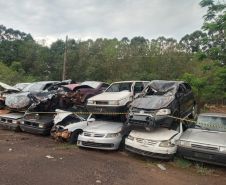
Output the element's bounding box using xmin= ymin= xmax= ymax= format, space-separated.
xmin=195 ymin=124 xmax=210 ymax=130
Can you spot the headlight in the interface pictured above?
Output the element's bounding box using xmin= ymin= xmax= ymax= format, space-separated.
xmin=88 ymin=100 xmax=94 ymax=104
xmin=180 ymin=140 xmax=191 ymax=147
xmin=219 ymin=147 xmax=226 ymax=153
xmin=39 ymin=124 xmax=46 ymax=128
xmin=127 ymin=135 xmax=134 ymax=141
xmin=20 ymin=121 xmax=24 ymax=124
xmin=108 ymin=101 xmax=119 ymax=105
xmin=159 ymin=141 xmax=175 ymax=147
xmin=12 ymin=120 xmax=17 ymax=124
xmin=105 ymin=133 xmax=119 ymax=138
xmin=156 ymin=109 xmax=171 ymax=116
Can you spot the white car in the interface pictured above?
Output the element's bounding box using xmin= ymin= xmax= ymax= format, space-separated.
xmin=77 ymin=116 xmax=125 ymax=150
xmin=125 ymin=121 xmax=185 ymax=160
xmin=86 ymin=81 xmax=149 ymax=121
xmin=51 ymin=109 xmax=95 ymax=144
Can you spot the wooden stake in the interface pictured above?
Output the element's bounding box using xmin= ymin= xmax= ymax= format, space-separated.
xmin=62 ymin=35 xmax=68 ymax=80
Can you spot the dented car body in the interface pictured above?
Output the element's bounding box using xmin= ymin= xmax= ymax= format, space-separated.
xmin=0 ymin=112 xmax=24 ymax=131
xmin=57 ymin=81 xmax=109 ymax=109
xmin=127 ymin=80 xmax=195 ymax=129
xmin=50 ymin=109 xmax=91 ymax=144
xmin=125 ymin=121 xmax=185 ymax=159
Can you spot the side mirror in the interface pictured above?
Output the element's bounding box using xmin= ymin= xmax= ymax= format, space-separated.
xmin=87 ymin=118 xmax=95 ymax=122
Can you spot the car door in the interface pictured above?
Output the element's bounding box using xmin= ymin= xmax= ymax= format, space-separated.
xmin=177 ymin=84 xmax=187 ymax=118
xmin=134 ymin=82 xmax=144 ymax=98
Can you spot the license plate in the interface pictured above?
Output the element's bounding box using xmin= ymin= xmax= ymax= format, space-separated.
xmin=87 ymin=139 xmax=95 ymax=143
xmin=94 ymin=107 xmax=106 ymax=112
xmin=193 ymin=152 xmax=214 ymax=160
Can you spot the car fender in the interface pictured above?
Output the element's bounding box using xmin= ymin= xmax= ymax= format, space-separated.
xmin=64 ymin=120 xmax=88 ymax=132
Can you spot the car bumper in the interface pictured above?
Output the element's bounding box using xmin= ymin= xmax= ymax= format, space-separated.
xmin=125 ymin=138 xmax=176 ymax=159
xmin=178 ymin=146 xmax=226 ymax=166
xmin=20 ymin=125 xmax=51 ymax=135
xmin=127 ymin=114 xmax=173 ymax=129
xmin=77 ymin=134 xmax=122 ymax=150
xmin=0 ymin=122 xmax=21 ymax=132
xmin=86 ymin=105 xmax=126 ymax=114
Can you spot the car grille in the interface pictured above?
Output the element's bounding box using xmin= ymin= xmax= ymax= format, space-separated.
xmin=191 ymin=143 xmax=219 ymax=151
xmin=129 ymin=119 xmax=148 ymax=125
xmin=132 ymin=108 xmax=155 ymax=115
xmin=0 ymin=118 xmax=14 ymax=124
xmin=83 ymin=132 xmax=105 ymax=138
xmin=82 ymin=141 xmax=114 ymax=148
xmin=24 ymin=121 xmax=39 ymax=127
xmin=125 ymin=145 xmax=153 ymax=156
xmin=136 ymin=138 xmax=158 ymax=146
xmin=95 ymin=101 xmax=108 ymax=105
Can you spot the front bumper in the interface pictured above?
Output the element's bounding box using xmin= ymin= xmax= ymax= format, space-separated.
xmin=20 ymin=125 xmax=51 ymax=135
xmin=178 ymin=146 xmax=226 ymax=166
xmin=0 ymin=121 xmax=21 ymax=131
xmin=86 ymin=104 xmax=125 ymax=114
xmin=127 ymin=114 xmax=173 ymax=129
xmin=77 ymin=134 xmax=122 ymax=150
xmin=125 ymin=138 xmax=176 ymax=159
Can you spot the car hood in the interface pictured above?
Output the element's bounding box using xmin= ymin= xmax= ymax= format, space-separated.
xmin=5 ymin=92 xmax=30 ymax=109
xmin=0 ymin=82 xmax=20 ymax=91
xmin=84 ymin=121 xmax=124 ymax=133
xmin=180 ymin=129 xmax=226 ymax=146
xmin=62 ymin=84 xmax=92 ymax=91
xmin=130 ymin=128 xmax=178 ymax=141
xmin=132 ymin=96 xmax=174 ymax=109
xmin=89 ymin=91 xmax=131 ymax=101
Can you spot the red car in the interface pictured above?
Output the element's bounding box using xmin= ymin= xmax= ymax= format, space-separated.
xmin=57 ymin=81 xmax=109 ymax=109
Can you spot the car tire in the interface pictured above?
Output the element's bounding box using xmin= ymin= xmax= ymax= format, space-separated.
xmin=69 ymin=130 xmax=82 ymax=144
xmin=188 ymin=105 xmax=195 ymax=119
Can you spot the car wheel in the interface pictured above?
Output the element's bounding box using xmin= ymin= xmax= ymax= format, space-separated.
xmin=69 ymin=130 xmax=82 ymax=144
xmin=188 ymin=105 xmax=195 ymax=119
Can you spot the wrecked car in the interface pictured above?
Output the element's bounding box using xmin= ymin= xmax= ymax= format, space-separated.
xmin=0 ymin=82 xmax=20 ymax=108
xmin=127 ymin=80 xmax=195 ymax=130
xmin=125 ymin=121 xmax=189 ymax=160
xmin=13 ymin=83 xmax=30 ymax=90
xmin=50 ymin=109 xmax=93 ymax=144
xmin=77 ymin=115 xmax=128 ymax=150
xmin=86 ymin=81 xmax=150 ymax=121
xmin=5 ymin=80 xmax=76 ymax=111
xmin=178 ymin=113 xmax=226 ymax=166
xmin=20 ymin=113 xmax=55 ymax=135
xmin=0 ymin=112 xmax=24 ymax=131
xmin=57 ymin=81 xmax=109 ymax=109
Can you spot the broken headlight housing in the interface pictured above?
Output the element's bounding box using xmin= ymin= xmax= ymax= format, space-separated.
xmin=105 ymin=133 xmax=119 ymax=138
xmin=159 ymin=141 xmax=175 ymax=147
xmin=108 ymin=101 xmax=119 ymax=105
xmin=156 ymin=109 xmax=171 ymax=116
xmin=180 ymin=140 xmax=191 ymax=147
xmin=219 ymin=147 xmax=226 ymax=153
xmin=39 ymin=124 xmax=46 ymax=128
xmin=127 ymin=135 xmax=134 ymax=141
xmin=88 ymin=100 xmax=94 ymax=104
xmin=20 ymin=120 xmax=24 ymax=124
xmin=12 ymin=120 xmax=20 ymax=124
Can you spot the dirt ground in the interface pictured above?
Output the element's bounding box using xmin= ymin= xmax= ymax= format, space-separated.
xmin=0 ymin=128 xmax=226 ymax=185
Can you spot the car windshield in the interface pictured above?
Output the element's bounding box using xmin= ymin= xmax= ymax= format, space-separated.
xmin=190 ymin=116 xmax=226 ymax=132
xmin=105 ymin=83 xmax=132 ymax=92
xmin=81 ymin=81 xmax=101 ymax=89
xmin=22 ymin=83 xmax=44 ymax=92
xmin=144 ymin=86 xmax=174 ymax=97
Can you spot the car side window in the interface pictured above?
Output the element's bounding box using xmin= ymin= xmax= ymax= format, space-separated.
xmin=183 ymin=83 xmax=192 ymax=93
xmin=134 ymin=82 xmax=143 ymax=93
xmin=43 ymin=83 xmax=53 ymax=90
xmin=177 ymin=85 xmax=185 ymax=95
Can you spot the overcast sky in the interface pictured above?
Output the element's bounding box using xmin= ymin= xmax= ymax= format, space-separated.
xmin=0 ymin=0 xmax=207 ymax=45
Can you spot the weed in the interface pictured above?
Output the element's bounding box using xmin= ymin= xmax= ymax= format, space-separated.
xmin=9 ymin=131 xmax=15 ymax=136
xmin=174 ymin=157 xmax=192 ymax=168
xmin=144 ymin=162 xmax=156 ymax=168
xmin=196 ymin=164 xmax=212 ymax=175
xmin=56 ymin=143 xmax=76 ymax=150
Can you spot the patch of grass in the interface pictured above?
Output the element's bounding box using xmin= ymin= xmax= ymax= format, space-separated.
xmin=56 ymin=143 xmax=76 ymax=150
xmin=9 ymin=131 xmax=15 ymax=136
xmin=196 ymin=164 xmax=212 ymax=175
xmin=174 ymin=157 xmax=192 ymax=168
xmin=144 ymin=162 xmax=156 ymax=168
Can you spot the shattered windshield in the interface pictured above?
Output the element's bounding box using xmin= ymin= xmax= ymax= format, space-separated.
xmin=105 ymin=83 xmax=132 ymax=92
xmin=81 ymin=81 xmax=101 ymax=89
xmin=144 ymin=86 xmax=174 ymax=97
xmin=191 ymin=116 xmax=226 ymax=132
xmin=22 ymin=83 xmax=44 ymax=92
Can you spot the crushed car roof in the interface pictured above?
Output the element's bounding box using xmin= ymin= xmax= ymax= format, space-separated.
xmin=148 ymin=80 xmax=184 ymax=92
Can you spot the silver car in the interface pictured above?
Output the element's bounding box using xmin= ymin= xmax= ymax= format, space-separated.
xmin=178 ymin=113 xmax=226 ymax=166
xmin=77 ymin=116 xmax=124 ymax=150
